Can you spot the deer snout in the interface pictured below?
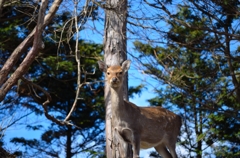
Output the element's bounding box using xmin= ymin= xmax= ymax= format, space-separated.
xmin=111 ymin=77 xmax=118 ymax=83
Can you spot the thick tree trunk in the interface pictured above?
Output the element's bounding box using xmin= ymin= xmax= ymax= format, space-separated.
xmin=103 ymin=0 xmax=132 ymax=156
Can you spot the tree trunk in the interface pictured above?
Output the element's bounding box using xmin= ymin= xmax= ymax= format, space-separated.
xmin=66 ymin=125 xmax=72 ymax=158
xmin=103 ymin=0 xmax=132 ymax=156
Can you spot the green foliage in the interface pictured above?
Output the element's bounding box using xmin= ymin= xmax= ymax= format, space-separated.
xmin=86 ymin=150 xmax=106 ymax=158
xmin=134 ymin=0 xmax=240 ymax=157
xmin=8 ymin=41 xmax=105 ymax=157
xmin=26 ymin=125 xmax=43 ymax=131
xmin=11 ymin=138 xmax=39 ymax=147
xmin=147 ymin=97 xmax=164 ymax=107
xmin=128 ymin=84 xmax=145 ymax=98
xmin=0 ymin=1 xmax=105 ymax=157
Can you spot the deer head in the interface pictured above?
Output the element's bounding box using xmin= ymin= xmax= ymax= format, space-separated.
xmin=98 ymin=60 xmax=131 ymax=89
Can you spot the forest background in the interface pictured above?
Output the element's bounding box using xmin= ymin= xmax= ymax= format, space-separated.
xmin=0 ymin=0 xmax=239 ymax=158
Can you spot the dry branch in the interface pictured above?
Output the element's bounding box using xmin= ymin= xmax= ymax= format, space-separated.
xmin=0 ymin=0 xmax=63 ymax=101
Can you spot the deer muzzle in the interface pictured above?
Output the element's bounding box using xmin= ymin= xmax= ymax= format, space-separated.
xmin=111 ymin=77 xmax=118 ymax=83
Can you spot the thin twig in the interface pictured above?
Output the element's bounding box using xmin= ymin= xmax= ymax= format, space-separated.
xmin=64 ymin=0 xmax=93 ymax=122
xmin=64 ymin=0 xmax=81 ymax=122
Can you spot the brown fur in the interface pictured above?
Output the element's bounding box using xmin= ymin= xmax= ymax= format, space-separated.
xmin=98 ymin=60 xmax=182 ymax=158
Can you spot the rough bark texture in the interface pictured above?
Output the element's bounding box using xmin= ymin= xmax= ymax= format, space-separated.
xmin=103 ymin=0 xmax=132 ymax=156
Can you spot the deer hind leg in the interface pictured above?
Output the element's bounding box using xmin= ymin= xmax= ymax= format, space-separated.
xmin=154 ymin=144 xmax=172 ymax=158
xmin=165 ymin=142 xmax=177 ymax=158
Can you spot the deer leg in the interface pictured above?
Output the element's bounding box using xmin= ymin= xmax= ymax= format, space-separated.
xmin=154 ymin=144 xmax=172 ymax=158
xmin=166 ymin=143 xmax=177 ymax=158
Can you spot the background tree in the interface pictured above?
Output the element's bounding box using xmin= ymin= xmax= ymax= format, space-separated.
xmin=132 ymin=0 xmax=240 ymax=157
xmin=1 ymin=0 xmax=239 ymax=157
xmin=9 ymin=40 xmax=105 ymax=158
xmin=0 ymin=0 xmax=60 ymax=101
xmin=0 ymin=0 xmax=106 ymax=157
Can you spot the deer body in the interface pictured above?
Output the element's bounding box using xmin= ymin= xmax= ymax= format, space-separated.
xmin=98 ymin=60 xmax=181 ymax=158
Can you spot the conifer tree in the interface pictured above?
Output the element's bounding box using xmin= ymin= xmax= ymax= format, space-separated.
xmin=133 ymin=0 xmax=240 ymax=157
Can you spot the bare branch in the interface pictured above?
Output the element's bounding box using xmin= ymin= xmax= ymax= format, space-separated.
xmin=20 ymin=77 xmax=80 ymax=127
xmin=64 ymin=0 xmax=82 ymax=122
xmin=0 ymin=112 xmax=33 ymax=133
xmin=143 ymin=0 xmax=240 ymax=39
xmin=64 ymin=0 xmax=96 ymax=122
xmin=0 ymin=0 xmax=63 ymax=102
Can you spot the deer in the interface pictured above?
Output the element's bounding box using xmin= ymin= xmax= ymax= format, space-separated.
xmin=98 ymin=60 xmax=182 ymax=158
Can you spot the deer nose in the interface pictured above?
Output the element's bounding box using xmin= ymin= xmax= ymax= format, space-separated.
xmin=112 ymin=77 xmax=118 ymax=83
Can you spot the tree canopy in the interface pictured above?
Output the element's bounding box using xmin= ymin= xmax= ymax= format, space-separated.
xmin=0 ymin=0 xmax=239 ymax=157
xmin=132 ymin=0 xmax=240 ymax=157
xmin=1 ymin=0 xmax=105 ymax=157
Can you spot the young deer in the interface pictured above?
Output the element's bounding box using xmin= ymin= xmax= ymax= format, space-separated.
xmin=98 ymin=60 xmax=182 ymax=158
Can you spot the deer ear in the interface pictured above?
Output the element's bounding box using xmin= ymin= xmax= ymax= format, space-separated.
xmin=98 ymin=61 xmax=107 ymax=72
xmin=121 ymin=60 xmax=131 ymax=73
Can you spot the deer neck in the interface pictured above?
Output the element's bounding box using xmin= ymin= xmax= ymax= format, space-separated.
xmin=110 ymin=87 xmax=125 ymax=117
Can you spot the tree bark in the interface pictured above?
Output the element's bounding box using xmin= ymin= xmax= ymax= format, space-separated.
xmin=103 ymin=0 xmax=132 ymax=156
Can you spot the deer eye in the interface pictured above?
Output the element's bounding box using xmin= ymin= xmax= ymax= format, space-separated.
xmin=107 ymin=72 xmax=110 ymax=75
xmin=119 ymin=72 xmax=123 ymax=75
